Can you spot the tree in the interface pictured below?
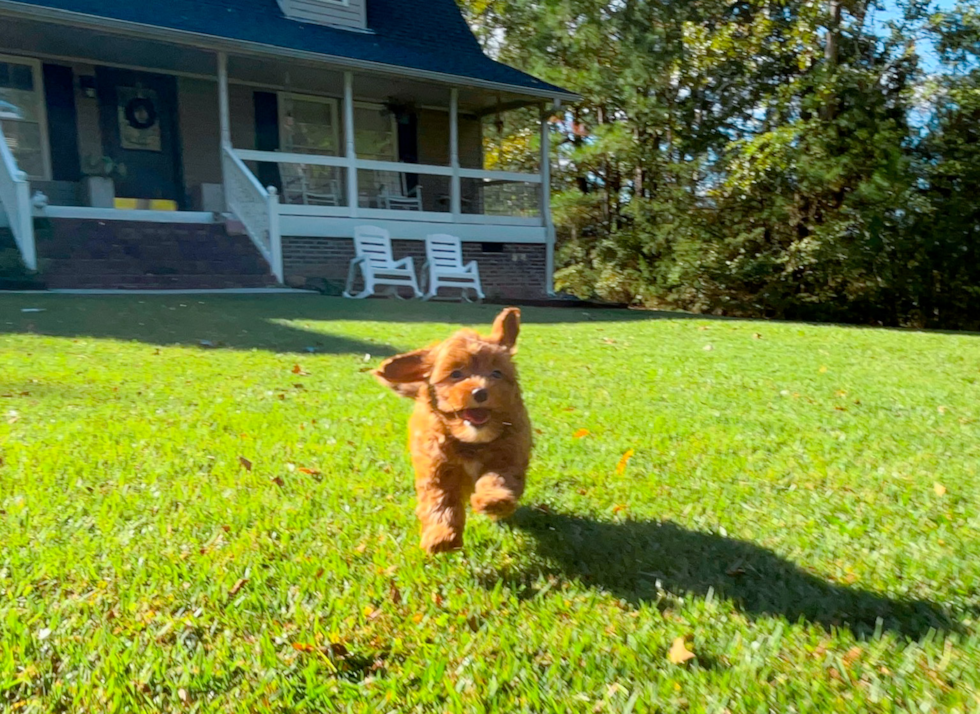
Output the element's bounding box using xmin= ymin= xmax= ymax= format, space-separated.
xmin=457 ymin=0 xmax=980 ymax=328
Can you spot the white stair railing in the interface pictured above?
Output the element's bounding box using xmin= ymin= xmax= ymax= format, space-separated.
xmin=0 ymin=122 xmax=36 ymax=270
xmin=221 ymin=142 xmax=283 ymax=282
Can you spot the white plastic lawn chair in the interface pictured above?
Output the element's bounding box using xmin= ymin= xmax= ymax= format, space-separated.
xmin=343 ymin=226 xmax=423 ymax=299
xmin=421 ymin=234 xmax=485 ymax=302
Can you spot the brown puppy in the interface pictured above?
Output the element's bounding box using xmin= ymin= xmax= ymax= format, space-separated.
xmin=374 ymin=308 xmax=531 ymax=553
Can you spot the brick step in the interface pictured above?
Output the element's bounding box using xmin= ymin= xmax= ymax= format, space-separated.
xmin=35 ymin=217 xmax=276 ymax=290
xmin=37 ymin=243 xmax=265 ymax=257
xmin=42 ymin=259 xmax=272 ymax=276
xmin=36 ymin=241 xmax=266 ymax=260
xmin=44 ymin=274 xmax=279 ymax=290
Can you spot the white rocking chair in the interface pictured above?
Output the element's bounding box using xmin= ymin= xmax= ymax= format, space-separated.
xmin=343 ymin=226 xmax=423 ymax=299
xmin=421 ymin=234 xmax=485 ymax=301
xmin=377 ymin=172 xmax=423 ymax=211
xmin=279 ymin=162 xmax=342 ymax=206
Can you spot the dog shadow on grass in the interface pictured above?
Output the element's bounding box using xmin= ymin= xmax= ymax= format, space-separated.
xmin=500 ymin=508 xmax=962 ymax=640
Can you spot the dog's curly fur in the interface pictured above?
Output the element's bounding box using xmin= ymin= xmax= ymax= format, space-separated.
xmin=374 ymin=308 xmax=532 ymax=553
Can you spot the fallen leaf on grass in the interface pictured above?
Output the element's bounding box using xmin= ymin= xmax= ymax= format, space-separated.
xmin=668 ymin=637 xmax=696 ymax=664
xmin=934 ymin=482 xmax=947 ymax=497
xmin=616 ymin=449 xmax=635 ymax=476
xmin=612 ymin=504 xmax=628 ymax=514
xmin=178 ymin=688 xmax=188 ymax=704
xmin=326 ymin=642 xmax=349 ymax=658
xmin=389 ymin=580 xmax=402 ymax=605
xmin=726 ymin=561 xmax=746 ymax=577
xmin=752 ymin=333 xmax=763 ymax=339
xmin=298 ymin=467 xmax=321 ymax=476
xmin=843 ymin=646 xmax=862 ymax=668
xmin=292 ymin=364 xmax=310 ymax=376
xmin=573 ymin=428 xmax=590 ymax=439
xmin=238 ymin=456 xmax=252 ymax=471
xmin=271 ymin=476 xmax=285 ymax=487
xmin=229 ymin=578 xmax=248 ymax=596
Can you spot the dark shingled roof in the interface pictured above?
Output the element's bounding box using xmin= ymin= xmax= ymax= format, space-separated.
xmin=3 ymin=0 xmax=574 ymax=98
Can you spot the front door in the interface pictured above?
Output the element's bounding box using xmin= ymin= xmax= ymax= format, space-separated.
xmin=96 ymin=68 xmax=183 ymax=208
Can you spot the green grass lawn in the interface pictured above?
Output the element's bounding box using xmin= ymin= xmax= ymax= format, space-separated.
xmin=1 ymin=295 xmax=978 ymax=713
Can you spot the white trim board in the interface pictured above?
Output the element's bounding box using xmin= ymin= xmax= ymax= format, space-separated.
xmin=40 ymin=206 xmax=218 ymax=223
xmin=279 ymin=215 xmax=547 ymax=243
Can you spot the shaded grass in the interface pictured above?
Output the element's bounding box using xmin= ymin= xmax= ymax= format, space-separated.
xmin=1 ymin=294 xmax=979 ymax=712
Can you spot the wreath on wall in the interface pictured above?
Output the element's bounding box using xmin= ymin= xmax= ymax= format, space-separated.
xmin=124 ymin=96 xmax=158 ymax=130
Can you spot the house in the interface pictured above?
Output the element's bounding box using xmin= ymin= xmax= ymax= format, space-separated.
xmin=0 ymin=0 xmax=576 ymax=294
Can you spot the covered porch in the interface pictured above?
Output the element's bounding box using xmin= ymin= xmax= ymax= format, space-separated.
xmin=0 ymin=13 xmax=565 ymax=293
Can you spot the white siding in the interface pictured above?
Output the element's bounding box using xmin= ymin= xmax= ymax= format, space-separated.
xmin=277 ymin=0 xmax=367 ymax=31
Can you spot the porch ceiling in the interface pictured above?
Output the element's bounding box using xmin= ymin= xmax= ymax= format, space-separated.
xmin=0 ymin=18 xmax=552 ymax=113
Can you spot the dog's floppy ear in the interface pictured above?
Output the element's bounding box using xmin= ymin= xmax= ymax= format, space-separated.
xmin=374 ymin=349 xmax=431 ymax=399
xmin=490 ymin=307 xmax=521 ymax=351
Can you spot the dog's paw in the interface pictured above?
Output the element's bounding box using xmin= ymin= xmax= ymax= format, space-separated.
xmin=420 ymin=524 xmax=463 ymax=554
xmin=471 ymin=489 xmax=519 ymax=520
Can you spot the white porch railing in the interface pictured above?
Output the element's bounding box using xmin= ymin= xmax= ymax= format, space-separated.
xmin=0 ymin=122 xmax=36 ymax=270
xmin=232 ymin=149 xmax=544 ymax=227
xmin=221 ymin=142 xmax=283 ymax=282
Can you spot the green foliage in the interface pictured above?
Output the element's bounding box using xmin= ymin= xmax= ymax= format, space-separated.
xmin=2 ymin=295 xmax=980 ymax=711
xmin=459 ymin=0 xmax=980 ymax=329
xmin=0 ymin=228 xmax=44 ymax=289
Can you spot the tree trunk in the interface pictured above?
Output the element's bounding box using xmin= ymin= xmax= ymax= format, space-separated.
xmin=822 ymin=0 xmax=842 ymax=121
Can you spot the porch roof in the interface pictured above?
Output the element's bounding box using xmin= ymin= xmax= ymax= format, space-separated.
xmin=0 ymin=0 xmax=578 ymax=103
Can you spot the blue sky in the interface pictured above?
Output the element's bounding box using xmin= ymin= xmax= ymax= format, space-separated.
xmin=873 ymin=0 xmax=960 ymax=73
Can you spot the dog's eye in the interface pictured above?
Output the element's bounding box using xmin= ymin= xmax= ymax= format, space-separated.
xmin=490 ymin=370 xmax=504 ymax=379
xmin=450 ymin=370 xmax=464 ymax=380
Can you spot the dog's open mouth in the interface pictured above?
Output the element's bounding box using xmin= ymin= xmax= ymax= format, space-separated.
xmin=460 ymin=408 xmax=491 ymax=426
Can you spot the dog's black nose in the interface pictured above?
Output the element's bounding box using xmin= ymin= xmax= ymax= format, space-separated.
xmin=472 ymin=388 xmax=489 ymax=403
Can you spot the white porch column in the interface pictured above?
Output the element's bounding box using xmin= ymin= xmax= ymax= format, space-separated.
xmin=217 ymin=52 xmax=231 ymax=147
xmin=541 ymin=102 xmax=557 ymax=296
xmin=449 ymin=87 xmax=461 ymax=219
xmin=217 ymin=52 xmax=232 ymax=214
xmin=344 ymin=71 xmax=358 ymax=217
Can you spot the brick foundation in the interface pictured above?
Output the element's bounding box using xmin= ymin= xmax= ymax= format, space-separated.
xmin=282 ymin=236 xmax=548 ymax=300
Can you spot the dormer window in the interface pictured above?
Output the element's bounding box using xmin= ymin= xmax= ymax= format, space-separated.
xmin=276 ymin=0 xmax=367 ymax=31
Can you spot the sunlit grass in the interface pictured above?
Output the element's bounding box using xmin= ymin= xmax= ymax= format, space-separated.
xmin=1 ymin=295 xmax=978 ymax=712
